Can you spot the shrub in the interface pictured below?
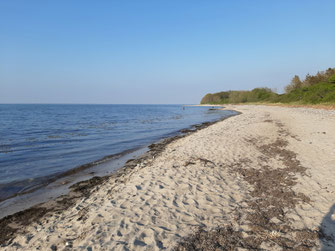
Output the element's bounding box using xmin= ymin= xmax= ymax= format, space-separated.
xmin=329 ymin=74 xmax=335 ymax=84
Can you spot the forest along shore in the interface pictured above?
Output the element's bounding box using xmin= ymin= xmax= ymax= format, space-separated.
xmin=1 ymin=105 xmax=335 ymax=250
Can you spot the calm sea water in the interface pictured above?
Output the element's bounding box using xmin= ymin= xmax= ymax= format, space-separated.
xmin=0 ymin=104 xmax=235 ymax=201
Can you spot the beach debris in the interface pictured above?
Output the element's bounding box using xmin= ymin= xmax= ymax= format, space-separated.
xmin=176 ymin=123 xmax=319 ymax=250
xmin=198 ymin=158 xmax=215 ymax=167
xmin=185 ymin=160 xmax=196 ymax=166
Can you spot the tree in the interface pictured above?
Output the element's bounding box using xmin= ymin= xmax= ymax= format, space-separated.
xmin=325 ymin=68 xmax=335 ymax=78
xmin=285 ymin=75 xmax=302 ymax=93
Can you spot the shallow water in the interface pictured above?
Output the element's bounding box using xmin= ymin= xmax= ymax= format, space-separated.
xmin=0 ymin=104 xmax=236 ymax=201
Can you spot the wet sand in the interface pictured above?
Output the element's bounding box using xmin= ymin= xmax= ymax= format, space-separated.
xmin=1 ymin=105 xmax=335 ymax=250
xmin=0 ymin=147 xmax=148 ymax=219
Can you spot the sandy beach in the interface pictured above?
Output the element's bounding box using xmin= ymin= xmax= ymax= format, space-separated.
xmin=1 ymin=105 xmax=335 ymax=250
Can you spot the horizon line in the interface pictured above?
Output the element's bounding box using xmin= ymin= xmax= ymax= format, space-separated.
xmin=0 ymin=103 xmax=198 ymax=105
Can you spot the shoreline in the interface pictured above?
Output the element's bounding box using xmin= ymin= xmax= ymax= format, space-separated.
xmin=0 ymin=112 xmax=239 ymax=245
xmin=0 ymin=110 xmax=237 ymax=217
xmin=1 ymin=105 xmax=334 ymax=250
xmin=0 ymin=147 xmax=145 ymax=204
xmin=0 ymin=147 xmax=149 ymax=219
xmin=199 ymin=102 xmax=335 ymax=110
xmin=0 ymin=104 xmax=234 ymax=205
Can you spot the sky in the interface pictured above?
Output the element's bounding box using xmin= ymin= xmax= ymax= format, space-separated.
xmin=1 ymin=0 xmax=334 ymax=104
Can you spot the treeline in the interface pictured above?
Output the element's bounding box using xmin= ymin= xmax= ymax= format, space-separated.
xmin=201 ymin=88 xmax=277 ymax=104
xmin=200 ymin=67 xmax=335 ymax=104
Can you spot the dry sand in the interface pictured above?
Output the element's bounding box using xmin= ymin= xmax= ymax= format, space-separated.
xmin=1 ymin=105 xmax=335 ymax=250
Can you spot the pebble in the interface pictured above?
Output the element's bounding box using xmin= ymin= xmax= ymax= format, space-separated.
xmin=65 ymin=241 xmax=73 ymax=248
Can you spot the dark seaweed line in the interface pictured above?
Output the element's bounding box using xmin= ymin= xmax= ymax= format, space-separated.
xmin=174 ymin=119 xmax=323 ymax=251
xmin=0 ymin=111 xmax=240 ymax=247
xmin=0 ymin=111 xmax=238 ymax=203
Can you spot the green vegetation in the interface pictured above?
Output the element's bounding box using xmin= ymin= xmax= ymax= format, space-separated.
xmin=201 ymin=68 xmax=335 ymax=105
xmin=201 ymin=88 xmax=277 ymax=104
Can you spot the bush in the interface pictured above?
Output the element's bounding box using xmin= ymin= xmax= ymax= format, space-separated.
xmin=329 ymin=74 xmax=335 ymax=84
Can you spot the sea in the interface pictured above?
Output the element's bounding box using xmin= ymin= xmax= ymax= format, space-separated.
xmin=0 ymin=104 xmax=236 ymax=204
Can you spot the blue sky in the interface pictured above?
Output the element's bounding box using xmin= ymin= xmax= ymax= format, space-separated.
xmin=1 ymin=0 xmax=334 ymax=104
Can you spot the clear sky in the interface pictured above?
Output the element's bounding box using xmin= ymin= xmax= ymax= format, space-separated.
xmin=1 ymin=0 xmax=334 ymax=104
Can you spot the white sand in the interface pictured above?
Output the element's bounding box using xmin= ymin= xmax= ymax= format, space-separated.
xmin=4 ymin=105 xmax=335 ymax=250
